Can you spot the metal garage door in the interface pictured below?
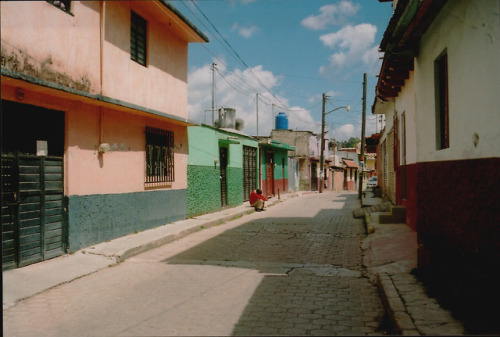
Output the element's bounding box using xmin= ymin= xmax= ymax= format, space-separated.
xmin=1 ymin=154 xmax=67 ymax=270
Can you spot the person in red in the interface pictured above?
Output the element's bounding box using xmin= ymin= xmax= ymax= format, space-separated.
xmin=249 ymin=189 xmax=267 ymax=211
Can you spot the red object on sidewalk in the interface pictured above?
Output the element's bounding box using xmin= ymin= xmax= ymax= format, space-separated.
xmin=249 ymin=190 xmax=267 ymax=205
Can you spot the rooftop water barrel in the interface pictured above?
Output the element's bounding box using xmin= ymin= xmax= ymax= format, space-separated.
xmin=217 ymin=108 xmax=236 ymax=128
xmin=275 ymin=112 xmax=288 ymax=130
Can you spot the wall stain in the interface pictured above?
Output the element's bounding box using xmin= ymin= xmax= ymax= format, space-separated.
xmin=1 ymin=44 xmax=91 ymax=92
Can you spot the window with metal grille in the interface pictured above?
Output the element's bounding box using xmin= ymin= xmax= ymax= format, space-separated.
xmin=131 ymin=11 xmax=147 ymax=66
xmin=46 ymin=0 xmax=71 ymax=14
xmin=145 ymin=126 xmax=174 ymax=184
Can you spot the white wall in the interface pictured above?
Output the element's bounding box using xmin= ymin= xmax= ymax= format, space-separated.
xmin=415 ymin=0 xmax=500 ymax=162
xmin=394 ymin=70 xmax=417 ymax=165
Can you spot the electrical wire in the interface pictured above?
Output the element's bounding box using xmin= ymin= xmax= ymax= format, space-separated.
xmin=187 ymin=0 xmax=291 ymax=109
xmin=177 ymin=1 xmax=366 ymax=133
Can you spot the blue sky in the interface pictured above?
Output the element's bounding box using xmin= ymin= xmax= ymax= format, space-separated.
xmin=171 ymin=0 xmax=394 ymax=141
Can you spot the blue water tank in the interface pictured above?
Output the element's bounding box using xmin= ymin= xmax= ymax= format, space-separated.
xmin=275 ymin=112 xmax=288 ymax=130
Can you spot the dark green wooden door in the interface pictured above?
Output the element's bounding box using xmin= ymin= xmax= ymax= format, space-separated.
xmin=243 ymin=146 xmax=257 ymax=202
xmin=1 ymin=154 xmax=67 ymax=270
xmin=219 ymin=147 xmax=228 ymax=208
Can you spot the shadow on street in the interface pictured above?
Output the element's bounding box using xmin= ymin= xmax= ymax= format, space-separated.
xmin=165 ymin=193 xmax=387 ymax=335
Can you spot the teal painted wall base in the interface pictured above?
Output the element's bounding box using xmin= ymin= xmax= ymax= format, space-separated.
xmin=227 ymin=167 xmax=243 ymax=207
xmin=187 ymin=165 xmax=244 ymax=217
xmin=187 ymin=165 xmax=221 ymax=217
xmin=68 ymin=189 xmax=187 ymax=252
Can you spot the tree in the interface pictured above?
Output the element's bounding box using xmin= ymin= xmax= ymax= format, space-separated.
xmin=339 ymin=137 xmax=360 ymax=149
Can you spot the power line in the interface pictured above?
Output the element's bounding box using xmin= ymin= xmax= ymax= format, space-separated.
xmin=216 ymin=68 xmax=255 ymax=97
xmin=187 ymin=0 xmax=291 ymax=110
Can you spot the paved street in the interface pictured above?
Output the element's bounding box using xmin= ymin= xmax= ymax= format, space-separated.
xmin=3 ymin=192 xmax=386 ymax=336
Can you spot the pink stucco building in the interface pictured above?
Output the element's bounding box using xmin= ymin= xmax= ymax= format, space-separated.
xmin=1 ymin=1 xmax=207 ymax=269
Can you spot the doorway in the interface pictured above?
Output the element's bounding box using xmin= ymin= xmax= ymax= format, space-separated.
xmin=219 ymin=147 xmax=228 ymax=208
xmin=1 ymin=100 xmax=67 ymax=270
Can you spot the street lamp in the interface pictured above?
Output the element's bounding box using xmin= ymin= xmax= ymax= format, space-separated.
xmin=319 ymin=93 xmax=350 ymax=193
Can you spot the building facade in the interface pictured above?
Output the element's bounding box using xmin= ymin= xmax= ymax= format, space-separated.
xmin=187 ymin=125 xmax=259 ymax=217
xmin=1 ymin=1 xmax=207 ymax=269
xmin=374 ymin=0 xmax=500 ymax=329
xmin=336 ymin=148 xmax=359 ymax=191
xmin=258 ymin=139 xmax=295 ymax=198
xmin=271 ymin=129 xmax=333 ymax=192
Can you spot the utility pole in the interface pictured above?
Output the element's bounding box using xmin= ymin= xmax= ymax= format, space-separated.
xmin=358 ymin=73 xmax=367 ymax=200
xmin=211 ymin=63 xmax=217 ymax=127
xmin=256 ymin=93 xmax=259 ymax=136
xmin=272 ymin=103 xmax=275 ymax=128
xmin=319 ymin=93 xmax=326 ymax=193
xmin=319 ymin=95 xmax=350 ymax=194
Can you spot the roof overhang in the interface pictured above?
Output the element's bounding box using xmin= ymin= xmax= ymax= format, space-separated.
xmin=1 ymin=69 xmax=197 ymax=126
xmin=366 ymin=134 xmax=381 ymax=152
xmin=259 ymin=139 xmax=296 ymax=152
xmin=375 ymin=0 xmax=448 ymax=100
xmin=200 ymin=124 xmax=257 ymax=142
xmin=343 ymin=159 xmax=358 ymax=169
xmin=372 ymin=96 xmax=395 ymax=115
xmin=132 ymin=1 xmax=209 ymax=43
xmin=219 ymin=139 xmax=240 ymax=145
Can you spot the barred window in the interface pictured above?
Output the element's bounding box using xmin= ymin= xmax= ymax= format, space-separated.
xmin=145 ymin=127 xmax=174 ymax=184
xmin=131 ymin=11 xmax=147 ymax=66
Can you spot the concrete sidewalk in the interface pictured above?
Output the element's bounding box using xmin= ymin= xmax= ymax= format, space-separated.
xmin=359 ymin=190 xmax=465 ymax=336
xmin=3 ymin=192 xmax=301 ymax=311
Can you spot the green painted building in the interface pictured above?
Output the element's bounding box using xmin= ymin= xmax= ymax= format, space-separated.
xmin=187 ymin=125 xmax=259 ymax=217
xmin=258 ymin=139 xmax=296 ymax=198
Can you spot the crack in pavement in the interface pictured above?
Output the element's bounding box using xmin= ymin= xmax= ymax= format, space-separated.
xmin=165 ymin=259 xmax=362 ymax=277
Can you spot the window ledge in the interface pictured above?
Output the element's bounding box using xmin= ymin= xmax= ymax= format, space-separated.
xmin=145 ymin=182 xmax=173 ymax=190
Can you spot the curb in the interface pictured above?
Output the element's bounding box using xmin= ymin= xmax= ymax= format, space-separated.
xmin=377 ymin=273 xmax=420 ymax=336
xmin=89 ymin=192 xmax=300 ymax=262
xmin=3 ymin=192 xmax=301 ymax=310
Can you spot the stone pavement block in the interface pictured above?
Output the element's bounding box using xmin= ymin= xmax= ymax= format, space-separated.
xmin=402 ymin=329 xmax=420 ymax=335
xmin=279 ymin=327 xmax=308 ymax=335
xmin=394 ymin=311 xmax=417 ymax=331
xmin=310 ymin=329 xmax=335 ymax=336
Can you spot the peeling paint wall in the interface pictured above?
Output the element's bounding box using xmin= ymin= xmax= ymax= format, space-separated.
xmin=1 ymin=46 xmax=92 ymax=92
xmin=1 ymin=1 xmax=192 ymax=117
xmin=0 ymin=1 xmax=101 ymax=93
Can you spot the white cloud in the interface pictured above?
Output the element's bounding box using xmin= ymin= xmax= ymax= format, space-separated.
xmin=301 ymin=1 xmax=360 ymax=30
xmin=286 ymin=108 xmax=321 ymax=133
xmin=362 ymin=45 xmax=384 ymax=76
xmin=331 ymin=123 xmax=355 ymax=141
xmin=328 ymin=113 xmax=379 ymax=142
xmin=232 ymin=23 xmax=259 ymax=38
xmin=188 ymin=63 xmax=318 ymax=136
xmin=318 ymin=23 xmax=378 ymax=74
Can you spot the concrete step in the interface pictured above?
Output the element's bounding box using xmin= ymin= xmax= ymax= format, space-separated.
xmin=353 ymin=201 xmax=392 ymax=219
xmin=379 ymin=205 xmax=406 ymax=224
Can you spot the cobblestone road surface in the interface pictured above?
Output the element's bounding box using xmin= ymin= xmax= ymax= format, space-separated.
xmin=3 ymin=192 xmax=386 ymax=336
